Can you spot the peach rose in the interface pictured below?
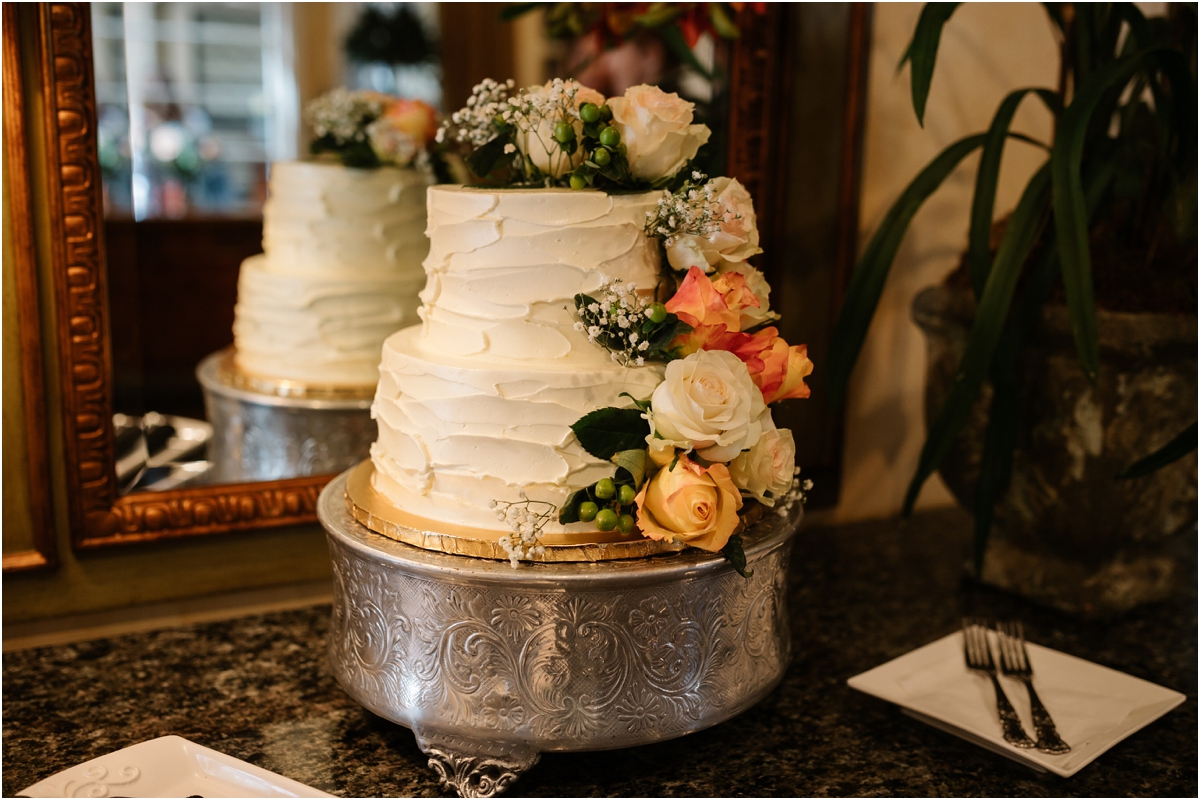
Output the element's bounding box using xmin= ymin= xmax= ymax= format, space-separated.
xmin=729 ymin=411 xmax=796 ymax=506
xmin=664 ymin=177 xmax=763 ymax=271
xmin=368 ymin=98 xmax=438 ymax=165
xmin=647 ymin=348 xmax=765 ymax=463
xmin=666 ymin=266 xmax=762 ymax=356
xmin=717 ymin=263 xmax=778 ymax=329
xmin=635 ymin=455 xmax=744 ymax=552
xmin=517 ymin=80 xmax=606 ymax=178
xmin=607 ymin=84 xmax=711 ymax=181
xmin=732 ymin=328 xmax=814 ymax=405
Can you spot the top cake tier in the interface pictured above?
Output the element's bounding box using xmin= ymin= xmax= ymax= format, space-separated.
xmin=262 ymin=161 xmax=429 ymax=277
xmin=417 ymin=185 xmax=665 ymax=364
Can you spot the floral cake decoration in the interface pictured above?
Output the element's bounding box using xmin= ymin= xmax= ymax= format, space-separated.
xmin=443 ymin=78 xmax=813 ymax=573
xmin=306 ymin=88 xmax=444 ymax=173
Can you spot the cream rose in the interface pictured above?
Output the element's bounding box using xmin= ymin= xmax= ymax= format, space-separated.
xmin=516 ymin=81 xmax=606 ymax=178
xmin=635 ymin=455 xmax=743 ymax=552
xmin=647 ymin=349 xmax=765 ymax=463
xmin=729 ymin=411 xmax=796 ymax=506
xmin=665 ymin=177 xmax=762 ymax=272
xmin=607 ymin=84 xmax=711 ymax=182
xmin=717 ymin=263 xmax=778 ymax=329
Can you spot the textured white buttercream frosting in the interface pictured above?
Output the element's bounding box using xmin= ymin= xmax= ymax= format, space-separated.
xmin=370 ymin=185 xmax=668 ymax=533
xmin=233 ymin=161 xmax=430 ymax=386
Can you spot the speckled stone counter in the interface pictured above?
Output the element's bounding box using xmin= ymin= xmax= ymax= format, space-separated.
xmin=4 ymin=508 xmax=1196 ymax=797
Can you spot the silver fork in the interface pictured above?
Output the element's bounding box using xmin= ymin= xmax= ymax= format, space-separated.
xmin=995 ymin=621 xmax=1071 ymax=754
xmin=962 ymin=619 xmax=1035 ymax=748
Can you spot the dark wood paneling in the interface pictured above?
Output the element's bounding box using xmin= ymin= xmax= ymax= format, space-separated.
xmin=106 ymin=219 xmax=261 ymax=419
xmin=438 ymin=3 xmax=515 ymax=111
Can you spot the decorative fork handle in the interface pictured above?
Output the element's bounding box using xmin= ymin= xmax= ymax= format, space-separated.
xmin=1019 ymin=678 xmax=1071 ymax=753
xmin=987 ymin=673 xmax=1036 ymax=748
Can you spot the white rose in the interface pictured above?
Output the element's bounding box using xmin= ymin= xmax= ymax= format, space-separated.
xmin=608 ymin=84 xmax=711 ymax=182
xmin=647 ymin=349 xmax=765 ymax=463
xmin=516 ymin=81 xmax=606 ymax=178
xmin=717 ymin=262 xmax=778 ymax=329
xmin=729 ymin=411 xmax=796 ymax=506
xmin=664 ymin=177 xmax=763 ymax=271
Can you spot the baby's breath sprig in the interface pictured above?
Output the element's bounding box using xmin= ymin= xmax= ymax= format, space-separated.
xmin=572 ymin=278 xmax=692 ymax=367
xmin=490 ymin=493 xmax=554 ymax=567
xmin=775 ymin=469 xmax=813 ymax=518
xmin=643 ymin=171 xmax=738 ymax=266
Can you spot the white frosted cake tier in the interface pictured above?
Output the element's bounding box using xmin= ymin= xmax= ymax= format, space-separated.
xmin=370 ymin=185 xmax=670 ymax=535
xmin=233 ymin=161 xmax=430 ymax=386
xmin=233 ymin=255 xmax=425 ymax=386
xmin=371 ymin=325 xmax=664 ymax=533
xmin=417 ymin=185 xmax=665 ymax=366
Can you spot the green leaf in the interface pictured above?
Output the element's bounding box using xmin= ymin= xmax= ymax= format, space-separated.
xmin=612 ymin=448 xmax=649 ymax=488
xmin=657 ymin=23 xmax=713 ymax=80
xmin=709 ymin=3 xmax=740 ymax=39
xmin=1118 ymin=423 xmax=1198 ymax=479
xmin=968 ymin=88 xmax=1061 ymax=298
xmin=1051 ymin=47 xmax=1189 ymax=385
xmin=721 ymin=534 xmax=753 ymax=578
xmin=899 ymin=3 xmax=961 ymax=126
xmin=619 ymin=392 xmax=652 ymax=412
xmin=466 ymin=134 xmax=514 ymax=179
xmin=902 ymin=161 xmax=1052 ymax=517
xmin=571 ymin=408 xmax=649 ymax=460
xmin=972 ymin=378 xmax=1019 ymax=576
xmin=828 ymin=134 xmax=986 ymax=410
xmin=558 ymin=487 xmax=589 ymax=524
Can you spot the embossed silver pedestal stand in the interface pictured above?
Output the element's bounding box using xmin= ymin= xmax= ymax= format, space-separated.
xmin=197 ymin=351 xmax=376 ymax=483
xmin=319 ymin=469 xmax=802 ymax=798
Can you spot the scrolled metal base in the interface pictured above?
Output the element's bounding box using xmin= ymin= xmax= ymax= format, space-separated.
xmin=319 ymin=469 xmax=801 ymax=797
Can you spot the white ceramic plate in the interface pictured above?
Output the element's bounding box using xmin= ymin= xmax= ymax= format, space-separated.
xmin=18 ymin=735 xmax=333 ymax=798
xmin=847 ymin=630 xmax=1186 ymax=777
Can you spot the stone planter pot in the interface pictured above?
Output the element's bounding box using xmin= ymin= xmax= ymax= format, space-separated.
xmin=912 ymin=283 xmax=1197 ymax=616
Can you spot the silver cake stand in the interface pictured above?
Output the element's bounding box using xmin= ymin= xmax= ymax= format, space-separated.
xmin=197 ymin=350 xmax=377 ymax=483
xmin=318 ymin=468 xmax=803 ymax=797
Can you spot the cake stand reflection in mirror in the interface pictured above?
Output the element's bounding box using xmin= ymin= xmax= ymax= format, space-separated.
xmin=319 ymin=466 xmax=803 ymax=797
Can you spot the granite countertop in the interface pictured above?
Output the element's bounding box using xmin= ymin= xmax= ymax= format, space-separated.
xmin=4 ymin=508 xmax=1196 ymax=797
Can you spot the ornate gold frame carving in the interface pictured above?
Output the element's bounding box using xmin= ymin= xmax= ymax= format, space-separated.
xmin=34 ymin=3 xmax=329 ymax=549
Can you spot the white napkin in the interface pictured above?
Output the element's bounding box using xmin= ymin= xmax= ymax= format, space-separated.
xmin=847 ymin=630 xmax=1185 ymax=777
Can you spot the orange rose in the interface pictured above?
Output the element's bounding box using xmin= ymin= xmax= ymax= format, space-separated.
xmin=665 ymin=266 xmax=741 ymax=331
xmin=732 ymin=328 xmax=814 ymax=404
xmin=381 ymin=98 xmax=439 ymax=146
xmin=634 ymin=455 xmax=744 ymax=552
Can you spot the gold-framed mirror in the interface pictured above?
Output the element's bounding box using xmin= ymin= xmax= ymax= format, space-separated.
xmin=10 ymin=1 xmax=869 ymax=555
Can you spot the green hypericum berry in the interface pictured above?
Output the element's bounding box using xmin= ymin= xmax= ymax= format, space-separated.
xmin=617 ymin=513 xmax=635 ymax=534
xmin=598 ymin=104 xmax=613 ymax=122
xmin=599 ymin=126 xmax=621 ymax=147
xmin=554 ymin=121 xmax=575 ymax=143
xmin=618 ymin=484 xmax=636 ymax=505
xmin=592 ymin=147 xmax=611 ymax=166
xmin=595 ymin=508 xmax=618 ymax=531
xmin=648 ymin=302 xmax=668 ymax=324
xmin=595 ymin=478 xmax=616 ymax=500
xmin=578 ymin=501 xmax=599 ymax=522
xmin=569 ymin=174 xmax=587 ymax=190
xmin=580 ymin=103 xmax=601 ymax=123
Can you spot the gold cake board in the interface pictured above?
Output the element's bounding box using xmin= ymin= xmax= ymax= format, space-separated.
xmin=344 ymin=460 xmax=687 ymax=563
xmin=212 ymin=347 xmax=376 ymax=402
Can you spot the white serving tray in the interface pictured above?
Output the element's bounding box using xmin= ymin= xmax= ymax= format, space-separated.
xmin=18 ymin=735 xmax=333 ymax=798
xmin=847 ymin=630 xmax=1186 ymax=777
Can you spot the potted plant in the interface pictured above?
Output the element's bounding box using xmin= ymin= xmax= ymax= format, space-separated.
xmin=828 ymin=3 xmax=1196 ymax=615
